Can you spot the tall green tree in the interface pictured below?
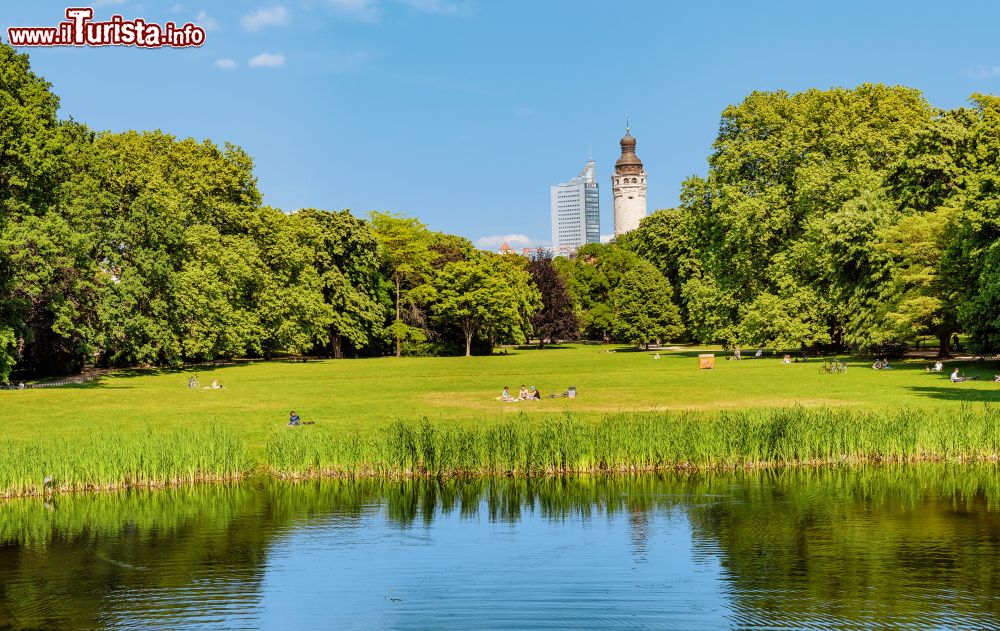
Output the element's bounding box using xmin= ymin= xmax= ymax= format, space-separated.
xmin=0 ymin=45 xmax=100 ymax=380
xmin=293 ymin=209 xmax=385 ymax=358
xmin=953 ymin=95 xmax=1000 ymax=352
xmin=556 ymin=243 xmax=644 ymax=342
xmin=370 ymin=212 xmax=438 ymax=357
xmin=673 ymin=85 xmax=934 ymax=348
xmin=611 ymin=261 xmax=683 ymax=348
xmin=432 ymin=253 xmax=540 ymax=356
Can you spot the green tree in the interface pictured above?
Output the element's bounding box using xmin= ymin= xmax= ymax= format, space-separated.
xmin=557 ymin=243 xmax=645 ymax=342
xmin=292 ymin=209 xmax=386 ymax=358
xmin=611 ymin=261 xmax=683 ymax=348
xmin=672 ymin=85 xmax=934 ymax=349
xmin=953 ymin=95 xmax=1000 ymax=352
xmin=370 ymin=212 xmax=438 ymax=357
xmin=0 ymin=44 xmax=91 ymax=380
xmin=432 ymin=253 xmax=540 ymax=356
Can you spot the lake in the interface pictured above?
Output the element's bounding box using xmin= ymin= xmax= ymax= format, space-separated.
xmin=1 ymin=466 xmax=999 ymax=629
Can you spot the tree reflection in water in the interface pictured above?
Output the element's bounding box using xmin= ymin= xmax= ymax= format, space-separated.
xmin=0 ymin=465 xmax=998 ymax=629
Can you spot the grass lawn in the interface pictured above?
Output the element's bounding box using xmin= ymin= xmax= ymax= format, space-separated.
xmin=2 ymin=344 xmax=999 ymax=449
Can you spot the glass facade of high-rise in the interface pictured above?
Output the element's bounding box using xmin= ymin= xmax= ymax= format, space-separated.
xmin=551 ymin=158 xmax=600 ymax=257
xmin=584 ymin=181 xmax=600 ymax=244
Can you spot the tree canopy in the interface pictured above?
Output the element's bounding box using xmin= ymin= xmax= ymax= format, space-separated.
xmin=6 ymin=41 xmax=1000 ymax=380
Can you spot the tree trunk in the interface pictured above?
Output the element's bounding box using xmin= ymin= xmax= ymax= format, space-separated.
xmin=332 ymin=334 xmax=343 ymax=359
xmin=938 ymin=331 xmax=952 ymax=358
xmin=395 ymin=275 xmax=402 ymax=358
xmin=465 ymin=332 xmax=472 ymax=357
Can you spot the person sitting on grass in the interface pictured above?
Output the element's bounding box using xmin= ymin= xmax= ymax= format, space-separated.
xmin=755 ymin=349 xmax=763 ymax=358
xmin=782 ymin=354 xmax=792 ymax=364
xmin=950 ymin=369 xmax=979 ymax=382
xmin=519 ymin=385 xmax=530 ymax=400
xmin=531 ymin=386 xmax=542 ymax=400
xmin=500 ymin=386 xmax=514 ymax=401
xmin=289 ymin=410 xmax=301 ymax=426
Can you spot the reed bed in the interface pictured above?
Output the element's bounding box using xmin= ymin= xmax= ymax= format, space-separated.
xmin=264 ymin=406 xmax=1000 ymax=478
xmin=2 ymin=406 xmax=999 ymax=498
xmin=0 ymin=425 xmax=253 ymax=498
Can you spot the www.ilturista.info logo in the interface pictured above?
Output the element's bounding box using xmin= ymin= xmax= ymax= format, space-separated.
xmin=7 ymin=8 xmax=206 ymax=48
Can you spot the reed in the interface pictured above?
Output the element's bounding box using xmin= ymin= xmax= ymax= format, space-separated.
xmin=263 ymin=405 xmax=1000 ymax=478
xmin=2 ymin=406 xmax=999 ymax=498
xmin=0 ymin=425 xmax=254 ymax=498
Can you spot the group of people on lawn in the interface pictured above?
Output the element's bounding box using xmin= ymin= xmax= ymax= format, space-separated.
xmin=501 ymin=385 xmax=541 ymax=401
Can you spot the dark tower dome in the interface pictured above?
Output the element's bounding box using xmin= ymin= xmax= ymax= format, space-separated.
xmin=615 ymin=127 xmax=643 ymax=173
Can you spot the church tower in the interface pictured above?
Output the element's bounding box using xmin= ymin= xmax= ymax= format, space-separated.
xmin=612 ymin=125 xmax=647 ymax=236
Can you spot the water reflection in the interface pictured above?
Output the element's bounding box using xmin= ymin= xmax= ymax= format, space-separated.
xmin=0 ymin=466 xmax=998 ymax=629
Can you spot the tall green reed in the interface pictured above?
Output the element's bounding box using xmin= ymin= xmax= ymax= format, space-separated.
xmin=263 ymin=406 xmax=1000 ymax=478
xmin=0 ymin=425 xmax=253 ymax=497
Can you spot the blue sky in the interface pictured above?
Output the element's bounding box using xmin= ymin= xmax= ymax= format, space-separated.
xmin=4 ymin=1 xmax=1000 ymax=249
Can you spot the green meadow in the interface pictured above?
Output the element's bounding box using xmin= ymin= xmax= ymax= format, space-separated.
xmin=3 ymin=344 xmax=998 ymax=445
xmin=2 ymin=344 xmax=1000 ymax=497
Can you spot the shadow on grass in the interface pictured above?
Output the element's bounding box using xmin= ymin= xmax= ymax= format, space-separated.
xmin=510 ymin=344 xmax=574 ymax=352
xmin=44 ymin=361 xmax=259 ymax=390
xmin=906 ymin=385 xmax=1000 ymax=403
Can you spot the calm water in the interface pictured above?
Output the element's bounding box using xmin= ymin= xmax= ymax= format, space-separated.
xmin=2 ymin=467 xmax=1000 ymax=630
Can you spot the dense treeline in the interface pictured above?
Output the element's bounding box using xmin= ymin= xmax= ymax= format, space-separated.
xmin=616 ymin=85 xmax=1000 ymax=356
xmin=0 ymin=45 xmax=569 ymax=381
xmin=5 ymin=42 xmax=1000 ymax=381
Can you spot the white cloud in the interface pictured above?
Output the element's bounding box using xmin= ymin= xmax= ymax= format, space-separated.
xmin=171 ymin=3 xmax=184 ymax=11
xmin=214 ymin=58 xmax=237 ymax=70
xmin=476 ymin=234 xmax=547 ymax=250
xmin=600 ymin=234 xmax=614 ymax=244
xmin=327 ymin=0 xmax=381 ymax=22
xmin=964 ymin=65 xmax=1000 ymax=79
xmin=398 ymin=0 xmax=470 ymax=15
xmin=196 ymin=10 xmax=218 ymax=31
xmin=249 ymin=52 xmax=286 ymax=68
xmin=242 ymin=6 xmax=289 ymax=31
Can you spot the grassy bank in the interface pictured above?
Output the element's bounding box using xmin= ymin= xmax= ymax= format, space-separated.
xmin=2 ymin=345 xmax=999 ymax=452
xmin=3 ymin=345 xmax=1000 ymax=497
xmin=4 ymin=406 xmax=1000 ymax=497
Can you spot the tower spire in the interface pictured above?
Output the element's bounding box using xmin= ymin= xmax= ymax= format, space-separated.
xmin=625 ymin=115 xmax=630 ymax=134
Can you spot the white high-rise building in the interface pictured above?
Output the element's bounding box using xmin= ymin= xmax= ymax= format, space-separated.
xmin=550 ymin=158 xmax=600 ymax=257
xmin=612 ymin=126 xmax=647 ymax=236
